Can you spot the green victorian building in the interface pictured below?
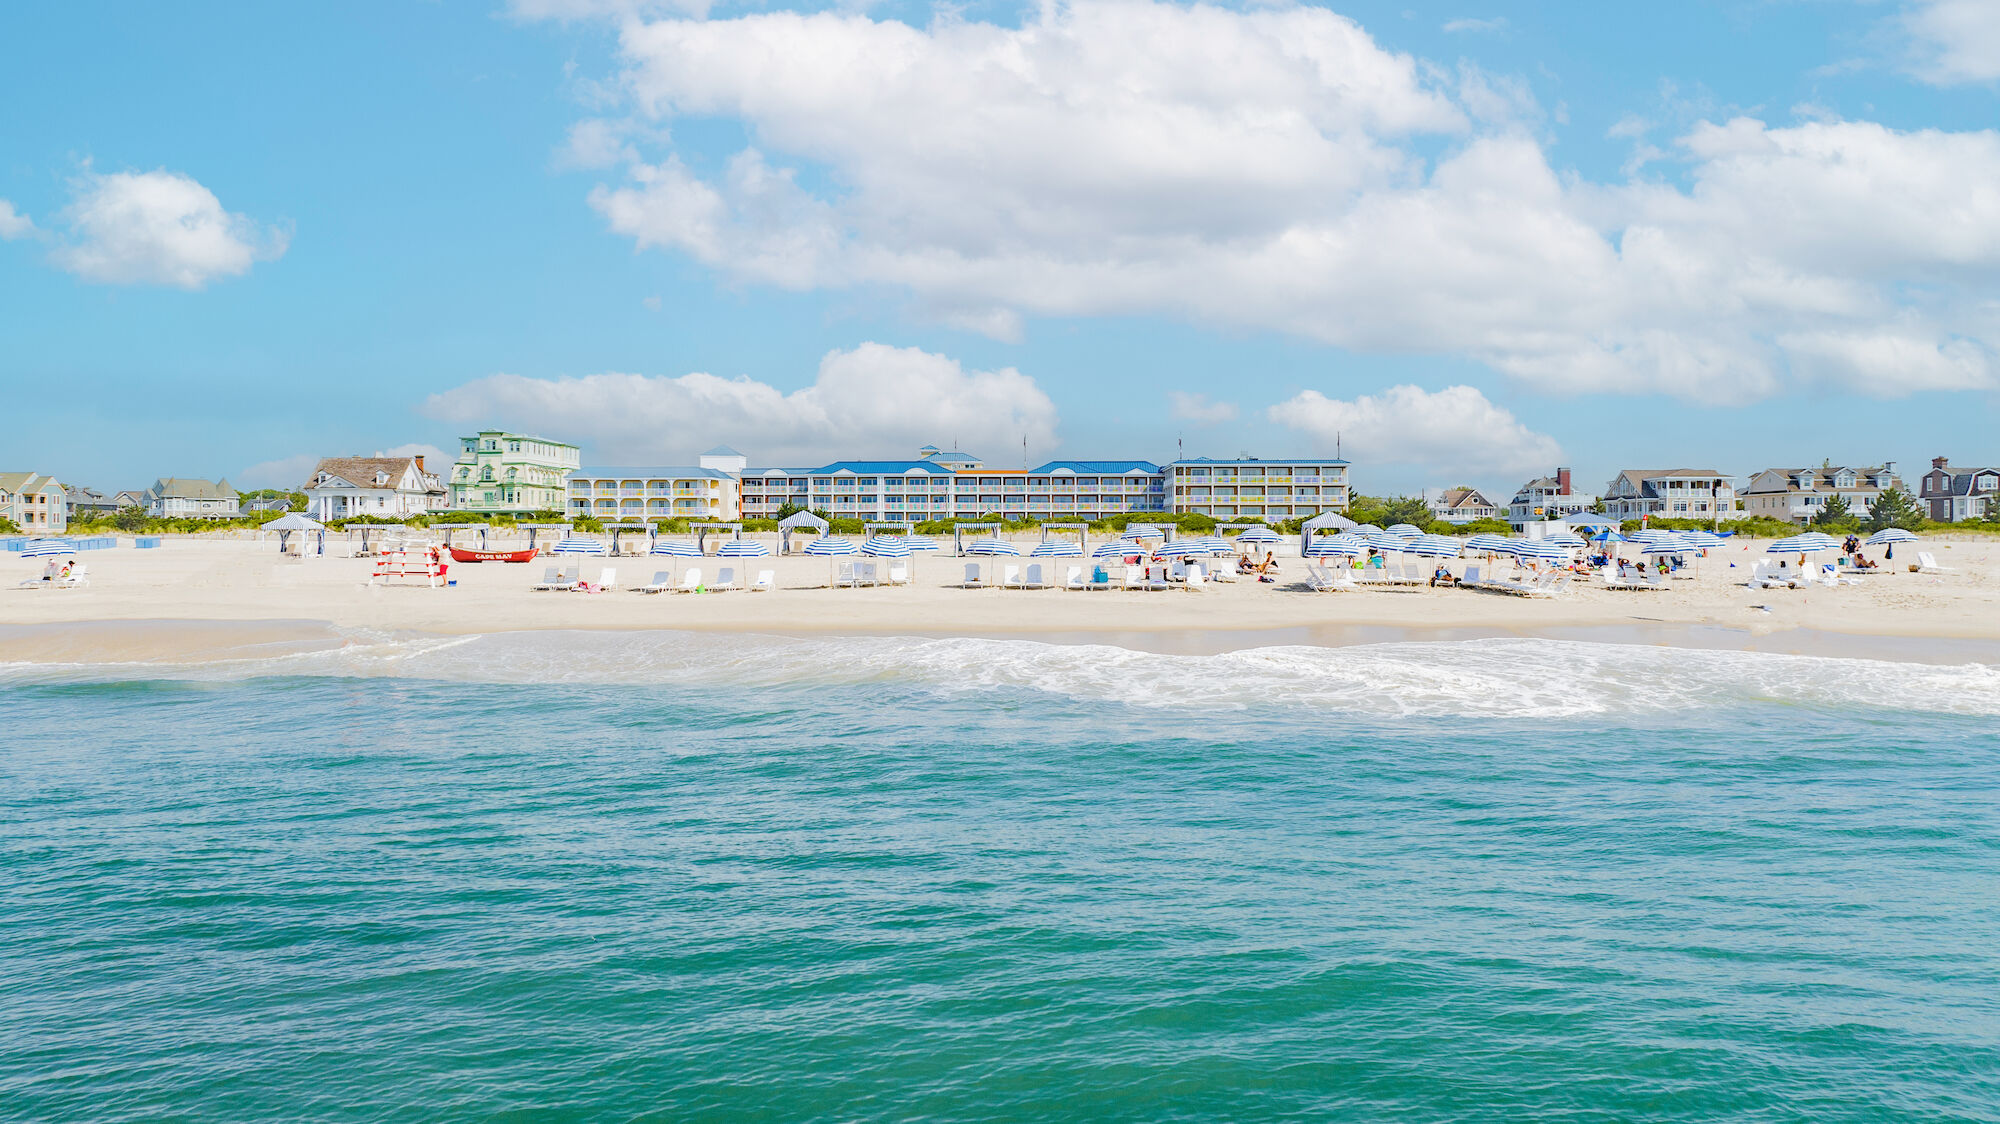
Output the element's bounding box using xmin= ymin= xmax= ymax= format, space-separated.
xmin=447 ymin=431 xmax=580 ymax=515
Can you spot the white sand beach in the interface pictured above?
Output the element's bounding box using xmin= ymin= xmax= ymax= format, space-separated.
xmin=4 ymin=533 xmax=1997 ymax=664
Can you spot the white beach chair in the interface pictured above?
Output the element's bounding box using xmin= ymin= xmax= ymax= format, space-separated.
xmin=711 ymin=566 xmax=738 ymax=592
xmin=1122 ymin=565 xmax=1144 ymax=591
xmin=583 ymin=567 xmax=616 ymax=593
xmin=1001 ymin=564 xmax=1023 ymax=589
xmin=1023 ymin=563 xmax=1046 ymax=589
xmin=53 ymin=564 xmax=90 ymax=589
xmin=1063 ymin=565 xmax=1085 ymax=591
xmin=531 ymin=564 xmax=565 ymax=591
xmin=1303 ymin=563 xmax=1339 ymax=592
xmin=1184 ymin=563 xmax=1206 ymax=590
xmin=637 ymin=570 xmax=674 ymax=594
xmin=888 ymin=563 xmax=909 ymax=586
xmin=1917 ymin=551 xmax=1956 ymax=574
xmin=836 ymin=560 xmax=856 ymax=588
xmin=674 ymin=567 xmax=703 ymax=593
xmin=961 ymin=562 xmax=984 ymax=589
xmin=751 ymin=569 xmax=774 ymax=592
xmin=1085 ymin=565 xmax=1112 ymax=591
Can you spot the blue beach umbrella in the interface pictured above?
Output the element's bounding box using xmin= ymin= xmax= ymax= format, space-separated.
xmin=1591 ymin=529 xmax=1628 ymax=544
xmin=1462 ymin=533 xmax=1513 ymax=555
xmin=1542 ymin=533 xmax=1586 ymax=549
xmin=1306 ymin=533 xmax=1368 ymax=556
xmin=1406 ymin=534 xmax=1465 ymax=558
xmin=1092 ymin=541 xmax=1134 ymax=559
xmin=1865 ymin=529 xmax=1917 ymax=545
xmin=1119 ymin=527 xmax=1166 ymax=541
xmin=904 ymin=536 xmax=941 ymax=552
xmin=1385 ymin=523 xmax=1423 ymax=537
xmin=551 ymin=537 xmax=606 ymax=555
xmin=717 ymin=540 xmax=771 ymax=558
xmin=1769 ymin=532 xmax=1838 ymax=554
xmin=863 ymin=536 xmax=913 ymax=557
xmin=1152 ymin=541 xmax=1204 ymax=559
xmin=1681 ymin=531 xmax=1725 ymax=549
xmin=650 ymin=539 xmax=701 ymax=557
xmin=966 ymin=538 xmax=1020 ymax=556
xmin=20 ymin=538 xmax=75 ymax=557
xmin=1349 ymin=524 xmax=1383 ymax=534
xmin=1030 ymin=540 xmax=1081 ymax=557
xmin=1236 ymin=527 xmax=1281 ymax=544
xmin=804 ymin=536 xmax=859 ymax=556
xmin=1509 ymin=539 xmax=1571 ymax=563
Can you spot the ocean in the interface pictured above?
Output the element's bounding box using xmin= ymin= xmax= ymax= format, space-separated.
xmin=4 ymin=631 xmax=1999 ymax=1122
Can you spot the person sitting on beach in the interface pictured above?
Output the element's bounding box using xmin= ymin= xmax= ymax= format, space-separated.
xmin=1262 ymin=551 xmax=1279 ymax=573
xmin=1853 ymin=553 xmax=1878 ymax=570
xmin=1237 ymin=554 xmax=1257 ymax=574
xmin=1430 ymin=564 xmax=1455 ymax=587
xmin=39 ymin=560 xmax=60 ymax=582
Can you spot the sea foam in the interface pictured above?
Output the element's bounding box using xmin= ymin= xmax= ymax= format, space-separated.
xmin=5 ymin=630 xmax=1997 ymax=719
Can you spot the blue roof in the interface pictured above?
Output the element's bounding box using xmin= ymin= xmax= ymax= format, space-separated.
xmin=575 ymin=465 xmax=734 ymax=480
xmin=803 ymin=460 xmax=958 ymax=475
xmin=925 ymin=451 xmax=979 ymax=462
xmin=1030 ymin=460 xmax=1162 ymax=475
xmin=701 ymin=445 xmax=744 ymax=457
xmin=1170 ymin=456 xmax=1350 ymax=466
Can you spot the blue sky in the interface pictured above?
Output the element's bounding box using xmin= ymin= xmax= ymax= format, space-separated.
xmin=3 ymin=0 xmax=1996 ymax=500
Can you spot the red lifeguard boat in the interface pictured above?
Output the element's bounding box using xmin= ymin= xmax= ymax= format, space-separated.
xmin=447 ymin=546 xmax=539 ymax=564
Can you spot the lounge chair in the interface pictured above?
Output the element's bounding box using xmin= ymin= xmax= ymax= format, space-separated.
xmin=887 ymin=563 xmax=910 ymax=586
xmin=636 ymin=570 xmax=674 ymax=594
xmin=1063 ymin=565 xmax=1085 ymax=591
xmin=1303 ymin=563 xmax=1349 ymax=592
xmin=1085 ymin=565 xmax=1112 ymax=591
xmin=962 ymin=562 xmax=984 ymax=589
xmin=1917 ymin=551 xmax=1956 ymax=574
xmin=531 ymin=564 xmax=576 ymax=591
xmin=1122 ymin=565 xmax=1145 ymax=591
xmin=1001 ymin=564 xmax=1024 ymax=589
xmin=579 ymin=567 xmax=616 ymax=593
xmin=674 ymin=567 xmax=703 ymax=593
xmin=1022 ymin=563 xmax=1046 ymax=589
xmin=836 ymin=560 xmax=856 ymax=588
xmin=711 ymin=566 xmax=738 ymax=592
xmin=1183 ymin=563 xmax=1206 ymax=590
xmin=751 ymin=570 xmax=774 ymax=592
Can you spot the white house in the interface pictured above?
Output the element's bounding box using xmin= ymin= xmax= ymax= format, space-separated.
xmin=1428 ymin=487 xmax=1500 ymax=524
xmin=1505 ymin=468 xmax=1596 ymax=529
xmin=145 ymin=478 xmax=241 ymax=519
xmin=1601 ymin=469 xmax=1735 ymax=522
xmin=303 ymin=456 xmax=447 ymax=522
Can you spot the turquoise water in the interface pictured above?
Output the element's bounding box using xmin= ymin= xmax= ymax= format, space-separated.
xmin=4 ymin=632 xmax=1999 ymax=1121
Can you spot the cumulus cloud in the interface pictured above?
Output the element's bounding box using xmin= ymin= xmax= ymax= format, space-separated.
xmin=553 ymin=0 xmax=2000 ymax=403
xmin=1267 ymin=384 xmax=1560 ymax=477
xmin=238 ymin=454 xmax=320 ymax=490
xmin=54 ymin=170 xmax=288 ymax=288
xmin=420 ymin=342 xmax=1058 ymax=465
xmin=1168 ymin=391 xmax=1238 ymax=424
xmin=1900 ymin=0 xmax=2000 ymax=85
xmin=0 ymin=200 xmax=32 ymax=240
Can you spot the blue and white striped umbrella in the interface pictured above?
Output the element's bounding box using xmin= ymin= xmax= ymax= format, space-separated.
xmin=1509 ymin=539 xmax=1572 ymax=562
xmin=551 ymin=537 xmax=606 ymax=555
xmin=1591 ymin=529 xmax=1628 ymax=543
xmin=1543 ymin=533 xmax=1587 ymax=548
xmin=1385 ymin=523 xmax=1423 ymax=537
xmin=1405 ymin=534 xmax=1465 ymax=558
xmin=1092 ymin=541 xmax=1135 ymax=559
xmin=650 ymin=539 xmax=701 ymax=557
xmin=1152 ymin=541 xmax=1205 ymax=559
xmin=20 ymin=538 xmax=75 ymax=557
xmin=1681 ymin=531 xmax=1725 ymax=549
xmin=1633 ymin=532 xmax=1690 ymax=555
xmin=904 ymin=536 xmax=941 ymax=552
xmin=803 ymin=536 xmax=859 ymax=556
xmin=1628 ymin=529 xmax=1677 ymax=545
xmin=1463 ymin=533 xmax=1513 ymax=554
xmin=863 ymin=536 xmax=913 ymax=557
xmin=1119 ymin=527 xmax=1166 ymax=541
xmin=716 ymin=540 xmax=771 ymax=557
xmin=1188 ymin=536 xmax=1234 ymax=554
xmin=966 ymin=538 xmax=1020 ymax=556
xmin=1030 ymin=539 xmax=1082 ymax=557
xmin=1362 ymin=529 xmax=1412 ymax=551
xmin=1306 ymin=533 xmax=1368 ymax=556
xmin=1349 ymin=524 xmax=1384 ymax=534
xmin=1236 ymin=527 xmax=1281 ymax=544
xmin=1866 ymin=529 xmax=1918 ymax=545
xmin=1770 ymin=532 xmax=1838 ymax=554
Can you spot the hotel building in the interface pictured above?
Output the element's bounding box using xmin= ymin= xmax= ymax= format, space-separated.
xmin=1164 ymin=457 xmax=1350 ymax=521
xmin=447 ymin=431 xmax=580 ymax=515
xmin=568 ymin=448 xmax=749 ymax=523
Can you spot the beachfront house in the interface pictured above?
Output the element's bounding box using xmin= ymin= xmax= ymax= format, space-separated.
xmin=447 ymin=431 xmax=580 ymax=516
xmin=1166 ymin=457 xmax=1350 ymax=521
xmin=1428 ymin=487 xmax=1500 ymax=524
xmin=144 ymin=478 xmax=241 ymax=519
xmin=734 ymin=448 xmax=1169 ymax=523
xmin=63 ymin=484 xmax=120 ymax=520
xmin=1600 ymin=469 xmax=1734 ymax=523
xmin=0 ymin=472 xmax=69 ymax=533
xmin=1739 ymin=463 xmax=1902 ymax=524
xmin=1920 ymin=456 xmax=2000 ymax=522
xmin=111 ymin=490 xmax=148 ymax=510
xmin=1506 ymin=468 xmax=1596 ymax=529
xmin=303 ymin=455 xmax=447 ymax=522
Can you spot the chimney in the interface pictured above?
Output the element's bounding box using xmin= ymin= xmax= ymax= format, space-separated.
xmin=1557 ymin=467 xmax=1572 ymax=494
xmin=1932 ymin=456 xmax=1949 ymax=471
xmin=414 ymin=455 xmax=426 ymax=472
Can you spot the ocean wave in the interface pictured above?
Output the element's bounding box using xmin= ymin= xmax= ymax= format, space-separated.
xmin=4 ymin=630 xmax=1997 ymax=718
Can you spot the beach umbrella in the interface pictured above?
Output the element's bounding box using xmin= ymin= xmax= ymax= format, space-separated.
xmin=1119 ymin=527 xmax=1166 ymax=541
xmin=1350 ymin=524 xmax=1383 ymax=534
xmin=1030 ymin=539 xmax=1082 ymax=557
xmin=1152 ymin=541 xmax=1205 ymax=559
xmin=803 ymin=536 xmax=859 ymax=556
xmin=716 ymin=540 xmax=771 ymax=558
xmin=1591 ymin=529 xmax=1627 ymax=543
xmin=1463 ymin=533 xmax=1513 ymax=555
xmin=1566 ymin=515 xmax=1617 ymax=530
xmin=1306 ymin=533 xmax=1368 ymax=556
xmin=1681 ymin=531 xmax=1725 ymax=549
xmin=551 ymin=537 xmax=606 ymax=555
xmin=1509 ymin=539 xmax=1571 ymax=563
xmin=1406 ymin=534 xmax=1465 ymax=558
xmin=1385 ymin=523 xmax=1423 ymax=537
xmin=1236 ymin=527 xmax=1281 ymax=544
xmin=861 ymin=536 xmax=912 ymax=558
xmin=1632 ymin=532 xmax=1690 ymax=555
xmin=904 ymin=536 xmax=941 ymax=552
xmin=1188 ymin=536 xmax=1234 ymax=554
xmin=1865 ymin=529 xmax=1917 ymax=545
xmin=1092 ymin=541 xmax=1134 ymax=559
xmin=650 ymin=539 xmax=701 ymax=557
xmin=1543 ymin=533 xmax=1587 ymax=548
xmin=1769 ymin=532 xmax=1838 ymax=554
xmin=966 ymin=538 xmax=1020 ymax=556
xmin=20 ymin=538 xmax=76 ymax=557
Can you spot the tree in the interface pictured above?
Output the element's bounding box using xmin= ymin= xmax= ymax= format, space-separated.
xmin=1864 ymin=485 xmax=1924 ymax=532
xmin=111 ymin=507 xmax=150 ymax=532
xmin=1380 ymin=495 xmax=1435 ymax=531
xmin=774 ymin=502 xmax=807 ymax=521
xmin=0 ymin=516 xmax=18 ymax=534
xmin=1811 ymin=493 xmax=1853 ymax=528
